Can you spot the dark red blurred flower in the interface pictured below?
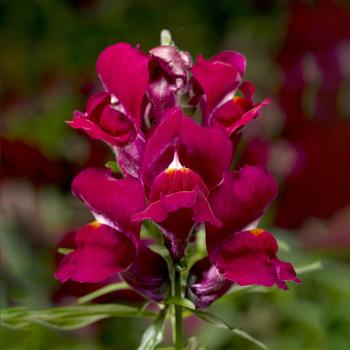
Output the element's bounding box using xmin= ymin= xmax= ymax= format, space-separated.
xmin=238 ymin=0 xmax=350 ymax=231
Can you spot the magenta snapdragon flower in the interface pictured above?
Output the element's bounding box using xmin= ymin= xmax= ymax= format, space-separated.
xmin=56 ymin=37 xmax=300 ymax=308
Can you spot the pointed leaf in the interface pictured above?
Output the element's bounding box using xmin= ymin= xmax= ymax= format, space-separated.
xmin=193 ymin=310 xmax=270 ymax=350
xmin=295 ymin=261 xmax=322 ymax=274
xmin=137 ymin=306 xmax=169 ymax=350
xmin=77 ymin=282 xmax=130 ymax=304
xmin=1 ymin=304 xmax=156 ymax=331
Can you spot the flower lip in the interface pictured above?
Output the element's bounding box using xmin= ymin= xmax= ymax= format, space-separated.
xmin=68 ymin=92 xmax=137 ymax=147
xmin=210 ymin=229 xmax=301 ymax=290
xmin=55 ymin=222 xmax=137 ymax=284
xmin=149 ymin=153 xmax=209 ymax=202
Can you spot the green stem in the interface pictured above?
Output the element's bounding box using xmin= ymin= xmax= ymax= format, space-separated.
xmin=174 ymin=268 xmax=183 ymax=350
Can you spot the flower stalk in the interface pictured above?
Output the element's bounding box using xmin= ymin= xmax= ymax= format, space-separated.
xmin=174 ymin=266 xmax=183 ymax=350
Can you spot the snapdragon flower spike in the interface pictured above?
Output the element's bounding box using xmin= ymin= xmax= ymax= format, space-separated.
xmin=142 ymin=107 xmax=233 ymax=190
xmin=147 ymin=45 xmax=192 ymax=122
xmin=191 ymin=52 xmax=269 ymax=135
xmin=133 ymin=153 xmax=220 ymax=261
xmin=68 ymin=43 xmax=150 ymax=147
xmin=186 ymin=257 xmax=233 ymax=309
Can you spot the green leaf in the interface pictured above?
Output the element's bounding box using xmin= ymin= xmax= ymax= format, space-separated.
xmin=193 ymin=310 xmax=270 ymax=350
xmin=137 ymin=306 xmax=169 ymax=350
xmin=57 ymin=247 xmax=74 ymax=255
xmin=295 ymin=261 xmax=323 ymax=274
xmin=105 ymin=161 xmax=121 ymax=174
xmin=77 ymin=282 xmax=130 ymax=304
xmin=28 ymin=314 xmax=108 ymax=331
xmin=1 ymin=304 xmax=156 ymax=331
xmin=164 ymin=297 xmax=196 ymax=310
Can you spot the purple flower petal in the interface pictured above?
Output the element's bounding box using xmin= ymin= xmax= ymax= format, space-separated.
xmin=86 ymin=92 xmax=110 ymax=116
xmin=72 ymin=168 xmax=145 ymax=239
xmin=186 ymin=257 xmax=233 ymax=309
xmin=207 ymin=165 xmax=278 ymax=254
xmin=211 ymin=229 xmax=301 ymax=289
xmin=68 ymin=92 xmax=137 ymax=146
xmin=149 ymin=165 xmax=209 ymax=202
xmin=210 ymin=51 xmax=246 ymax=77
xmin=68 ymin=110 xmax=135 ymax=146
xmin=55 ymin=222 xmax=136 ymax=283
xmin=191 ymin=54 xmax=242 ymax=117
xmin=135 ymin=165 xmax=220 ymax=260
xmin=96 ymin=42 xmax=150 ymax=123
xmin=147 ymin=46 xmax=192 ymax=121
xmin=134 ymin=189 xmax=220 ymax=261
xmin=150 ymin=45 xmax=192 ymax=83
xmin=114 ymin=133 xmax=145 ymax=179
xmin=121 ymin=244 xmax=170 ymax=302
xmin=211 ymin=98 xmax=271 ymax=136
xmin=142 ymin=107 xmax=233 ymax=190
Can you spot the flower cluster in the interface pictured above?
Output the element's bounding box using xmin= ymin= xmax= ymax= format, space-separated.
xmin=56 ymin=36 xmax=300 ymax=308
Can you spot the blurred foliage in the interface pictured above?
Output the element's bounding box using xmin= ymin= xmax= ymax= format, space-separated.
xmin=1 ymin=0 xmax=350 ymax=349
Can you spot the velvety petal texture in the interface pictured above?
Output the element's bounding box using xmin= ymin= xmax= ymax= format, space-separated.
xmin=96 ymin=42 xmax=150 ymax=123
xmin=210 ymin=51 xmax=246 ymax=77
xmin=56 ymin=222 xmax=136 ymax=283
xmin=186 ymin=257 xmax=233 ymax=309
xmin=192 ymin=52 xmax=269 ymax=135
xmin=191 ymin=54 xmax=242 ymax=117
xmin=113 ymin=133 xmax=145 ymax=179
xmin=134 ymin=190 xmax=219 ymax=261
xmin=211 ymin=229 xmax=301 ymax=290
xmin=134 ymin=165 xmax=220 ymax=260
xmin=72 ymin=168 xmax=145 ymax=238
xmin=211 ymin=96 xmax=271 ymax=136
xmin=121 ymin=244 xmax=170 ymax=302
xmin=207 ymin=165 xmax=278 ymax=253
xmin=142 ymin=107 xmax=233 ymax=189
xmin=69 ymin=93 xmax=136 ymax=146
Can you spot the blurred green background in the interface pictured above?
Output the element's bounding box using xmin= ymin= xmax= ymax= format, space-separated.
xmin=1 ymin=0 xmax=350 ymax=349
